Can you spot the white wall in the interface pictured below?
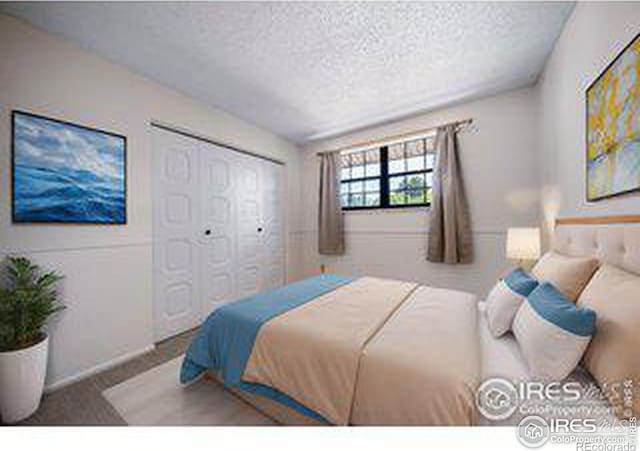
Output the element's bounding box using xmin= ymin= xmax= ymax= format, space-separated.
xmin=538 ymin=2 xmax=640 ymax=238
xmin=301 ymin=87 xmax=541 ymax=297
xmin=0 ymin=14 xmax=303 ymax=389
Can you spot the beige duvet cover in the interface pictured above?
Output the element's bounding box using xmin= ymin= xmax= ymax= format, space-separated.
xmin=242 ymin=277 xmax=480 ymax=425
xmin=351 ymin=286 xmax=480 ymax=425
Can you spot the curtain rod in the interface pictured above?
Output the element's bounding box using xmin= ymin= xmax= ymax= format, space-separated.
xmin=315 ymin=118 xmax=473 ymax=156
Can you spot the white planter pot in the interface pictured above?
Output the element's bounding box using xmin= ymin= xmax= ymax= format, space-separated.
xmin=0 ymin=335 xmax=49 ymax=424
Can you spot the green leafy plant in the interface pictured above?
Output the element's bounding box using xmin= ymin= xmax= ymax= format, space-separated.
xmin=0 ymin=256 xmax=65 ymax=352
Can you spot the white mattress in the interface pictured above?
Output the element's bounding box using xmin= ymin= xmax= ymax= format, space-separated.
xmin=477 ymin=301 xmax=618 ymax=426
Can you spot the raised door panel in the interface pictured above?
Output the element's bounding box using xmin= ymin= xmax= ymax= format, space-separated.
xmin=235 ymin=153 xmax=262 ymax=297
xmin=199 ymin=143 xmax=238 ymax=317
xmin=259 ymin=160 xmax=285 ymax=290
xmin=152 ymin=128 xmax=201 ymax=341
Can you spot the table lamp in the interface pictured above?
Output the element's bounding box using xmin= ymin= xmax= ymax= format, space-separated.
xmin=506 ymin=227 xmax=541 ymax=270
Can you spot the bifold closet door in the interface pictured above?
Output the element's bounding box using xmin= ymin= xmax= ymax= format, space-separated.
xmin=199 ymin=143 xmax=239 ymax=316
xmin=235 ymin=152 xmax=264 ymax=298
xmin=153 ymin=127 xmax=286 ymax=341
xmin=152 ymin=128 xmax=202 ymax=341
xmin=259 ymin=159 xmax=285 ymax=291
xmin=234 ymin=154 xmax=285 ymax=296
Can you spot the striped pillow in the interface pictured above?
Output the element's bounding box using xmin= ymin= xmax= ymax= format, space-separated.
xmin=513 ymin=282 xmax=596 ymax=381
xmin=486 ymin=268 xmax=538 ymax=337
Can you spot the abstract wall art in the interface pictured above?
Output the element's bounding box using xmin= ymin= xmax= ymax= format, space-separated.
xmin=586 ymin=33 xmax=640 ymax=201
xmin=12 ymin=111 xmax=127 ymax=224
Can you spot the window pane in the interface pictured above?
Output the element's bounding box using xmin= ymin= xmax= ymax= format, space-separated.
xmin=351 ymin=151 xmax=365 ymax=164
xmin=341 ymin=182 xmax=349 ymax=195
xmin=365 ymin=179 xmax=380 ymax=192
xmin=388 ymin=143 xmax=405 ymax=174
xmin=407 ymin=155 xmax=425 ymax=171
xmin=424 ymin=136 xmax=436 ymax=152
xmin=365 ymin=193 xmax=380 ymax=206
xmin=405 ymin=139 xmax=424 ymax=155
xmin=389 ymin=158 xmax=405 ymax=174
xmin=389 ymin=175 xmax=406 ymax=191
xmin=426 ymin=172 xmax=433 ymax=188
xmin=344 ymin=151 xmax=363 ymax=179
xmin=426 ymin=188 xmax=433 ymax=204
xmin=366 ymin=162 xmax=380 ymax=177
xmin=407 ymin=173 xmax=426 ymax=189
xmin=388 ymin=143 xmax=403 ymax=158
xmin=426 ymin=153 xmax=436 ymax=170
xmin=341 ymin=193 xmax=349 ymax=207
xmin=365 ymin=149 xmax=380 ymax=177
xmin=365 ymin=149 xmax=379 ymax=163
xmin=351 ymin=164 xmax=364 ymax=179
xmin=390 ymin=191 xmax=406 ymax=205
xmin=349 ymin=180 xmax=364 ymax=193
xmin=407 ymin=189 xmax=426 ymax=204
xmin=340 ymin=154 xmax=351 ymax=181
xmin=350 ymin=193 xmax=364 ymax=207
xmin=406 ymin=139 xmax=425 ymax=171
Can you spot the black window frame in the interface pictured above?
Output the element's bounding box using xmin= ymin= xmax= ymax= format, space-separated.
xmin=341 ymin=143 xmax=434 ymax=211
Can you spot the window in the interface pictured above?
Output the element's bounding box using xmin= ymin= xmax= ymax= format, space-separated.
xmin=340 ymin=135 xmax=436 ymax=210
xmin=340 ymin=149 xmax=381 ymax=208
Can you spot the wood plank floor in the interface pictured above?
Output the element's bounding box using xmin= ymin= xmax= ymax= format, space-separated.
xmin=102 ymin=357 xmax=275 ymax=425
xmin=12 ymin=329 xmax=198 ymax=426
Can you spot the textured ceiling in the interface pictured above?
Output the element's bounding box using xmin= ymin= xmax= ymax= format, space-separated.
xmin=1 ymin=2 xmax=574 ymax=143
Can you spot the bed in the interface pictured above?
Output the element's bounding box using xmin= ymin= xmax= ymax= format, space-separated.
xmin=180 ymin=215 xmax=640 ymax=426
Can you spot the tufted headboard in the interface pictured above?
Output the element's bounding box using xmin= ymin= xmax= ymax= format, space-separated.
xmin=552 ymin=216 xmax=640 ymax=275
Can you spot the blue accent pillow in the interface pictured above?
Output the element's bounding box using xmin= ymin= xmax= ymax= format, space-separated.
xmin=526 ymin=282 xmax=596 ymax=337
xmin=513 ymin=282 xmax=597 ymax=381
xmin=504 ymin=268 xmax=539 ymax=297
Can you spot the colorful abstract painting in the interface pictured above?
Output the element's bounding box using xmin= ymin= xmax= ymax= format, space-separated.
xmin=12 ymin=111 xmax=126 ymax=223
xmin=586 ymin=33 xmax=640 ymax=201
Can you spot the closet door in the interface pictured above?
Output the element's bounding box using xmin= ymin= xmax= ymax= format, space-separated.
xmin=199 ymin=142 xmax=238 ymax=317
xmin=259 ymin=159 xmax=285 ymax=290
xmin=152 ymin=128 xmax=202 ymax=341
xmin=235 ymin=153 xmax=263 ymax=298
xmin=153 ymin=126 xmax=286 ymax=340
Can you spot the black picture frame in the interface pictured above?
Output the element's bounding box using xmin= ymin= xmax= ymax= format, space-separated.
xmin=11 ymin=110 xmax=128 ymax=224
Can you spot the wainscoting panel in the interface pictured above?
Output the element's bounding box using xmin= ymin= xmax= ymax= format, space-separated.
xmin=301 ymin=229 xmax=509 ymax=297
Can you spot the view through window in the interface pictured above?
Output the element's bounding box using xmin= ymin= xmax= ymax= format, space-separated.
xmin=340 ymin=134 xmax=436 ymax=210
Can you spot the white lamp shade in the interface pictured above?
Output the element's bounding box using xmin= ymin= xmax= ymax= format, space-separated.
xmin=506 ymin=228 xmax=541 ymax=260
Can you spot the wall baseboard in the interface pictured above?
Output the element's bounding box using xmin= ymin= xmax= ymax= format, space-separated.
xmin=44 ymin=344 xmax=156 ymax=393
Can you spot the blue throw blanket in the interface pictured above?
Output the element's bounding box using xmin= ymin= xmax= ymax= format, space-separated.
xmin=180 ymin=274 xmax=355 ymax=422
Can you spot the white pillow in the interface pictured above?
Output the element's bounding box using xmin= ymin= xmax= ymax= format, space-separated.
xmin=531 ymin=251 xmax=598 ymax=302
xmin=513 ymin=282 xmax=596 ymax=382
xmin=486 ymin=268 xmax=538 ymax=337
xmin=577 ymin=264 xmax=640 ymax=419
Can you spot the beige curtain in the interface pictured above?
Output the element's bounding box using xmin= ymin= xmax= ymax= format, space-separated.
xmin=427 ymin=125 xmax=473 ymax=264
xmin=318 ymin=152 xmax=345 ymax=255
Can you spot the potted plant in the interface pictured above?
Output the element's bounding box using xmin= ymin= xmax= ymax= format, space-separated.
xmin=0 ymin=256 xmax=65 ymax=423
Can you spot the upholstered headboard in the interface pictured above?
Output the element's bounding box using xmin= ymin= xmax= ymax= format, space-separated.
xmin=552 ymin=216 xmax=640 ymax=275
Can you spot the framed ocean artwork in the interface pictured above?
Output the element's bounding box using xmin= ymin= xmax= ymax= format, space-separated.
xmin=586 ymin=32 xmax=640 ymax=201
xmin=12 ymin=111 xmax=127 ymax=224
